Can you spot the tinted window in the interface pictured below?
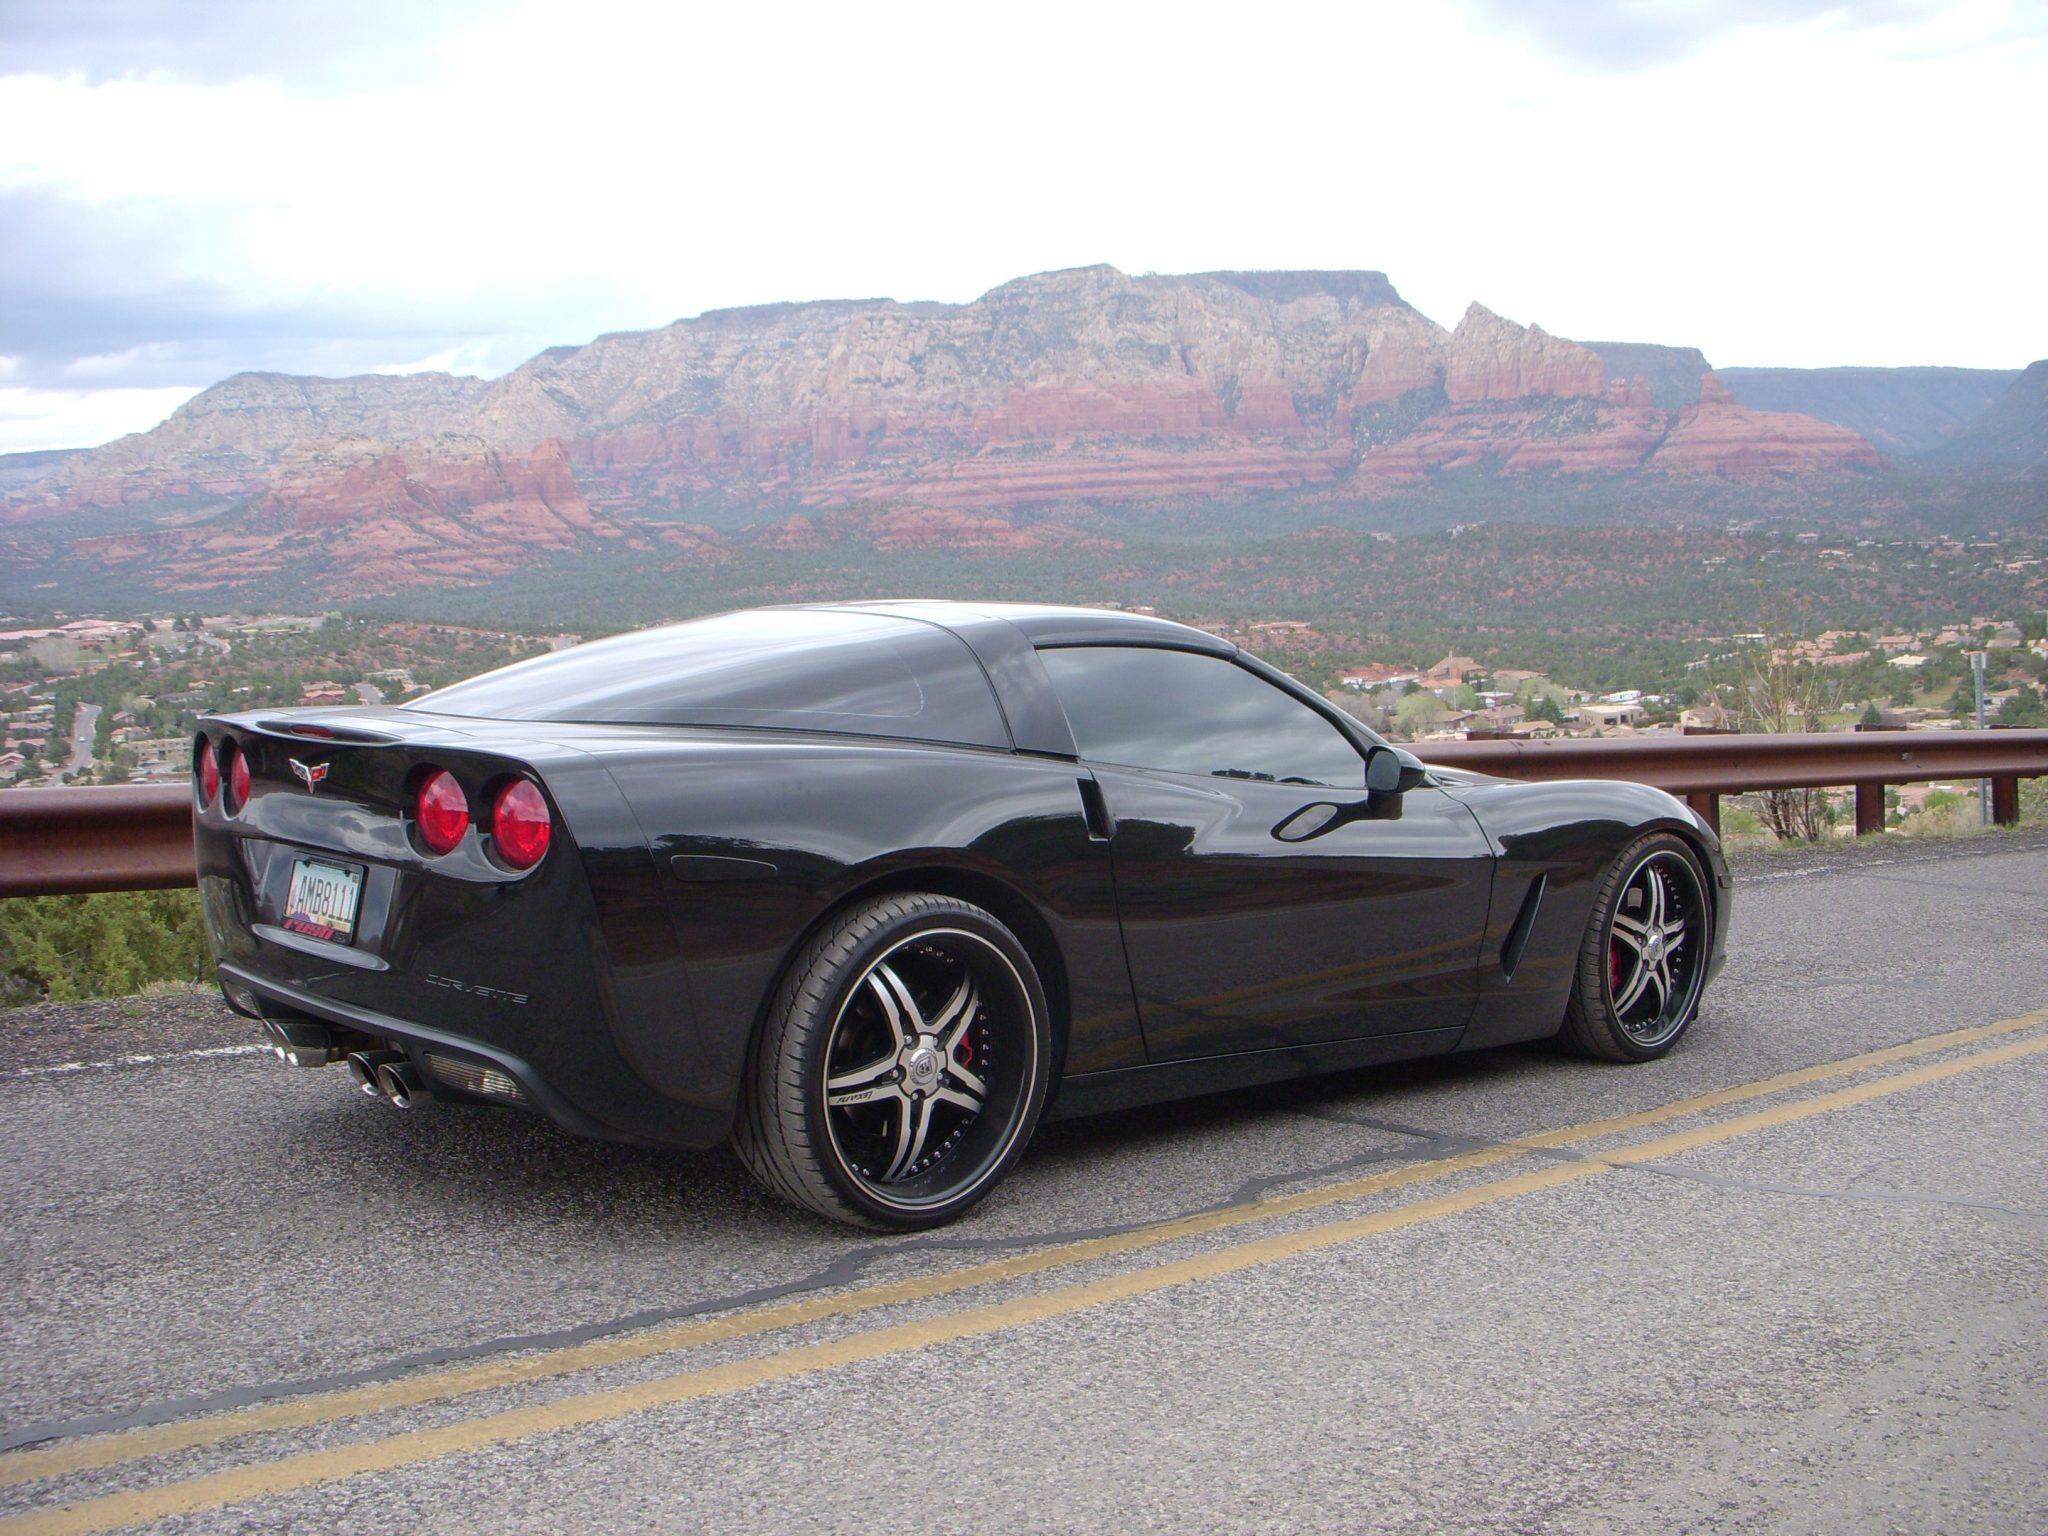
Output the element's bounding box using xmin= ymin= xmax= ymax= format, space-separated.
xmin=410 ymin=610 xmax=1009 ymax=749
xmin=1039 ymin=646 xmax=1362 ymax=787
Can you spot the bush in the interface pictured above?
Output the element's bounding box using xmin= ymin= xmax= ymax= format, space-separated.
xmin=0 ymin=890 xmax=216 ymax=1004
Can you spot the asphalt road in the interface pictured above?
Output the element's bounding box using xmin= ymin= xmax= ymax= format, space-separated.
xmin=62 ymin=704 xmax=98 ymax=779
xmin=3 ymin=833 xmax=2045 ymax=1534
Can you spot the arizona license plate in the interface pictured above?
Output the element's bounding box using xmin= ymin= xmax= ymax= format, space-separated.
xmin=282 ymin=857 xmax=362 ymax=944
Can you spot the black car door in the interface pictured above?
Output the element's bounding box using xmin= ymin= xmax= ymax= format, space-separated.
xmin=1037 ymin=645 xmax=1495 ymax=1061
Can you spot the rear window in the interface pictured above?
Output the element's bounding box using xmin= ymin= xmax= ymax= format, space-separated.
xmin=408 ymin=609 xmax=1010 ymax=749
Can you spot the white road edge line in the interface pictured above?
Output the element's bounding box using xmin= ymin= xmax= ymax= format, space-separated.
xmin=1 ymin=1044 xmax=269 ymax=1081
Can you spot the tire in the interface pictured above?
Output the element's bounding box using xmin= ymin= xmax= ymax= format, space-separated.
xmin=1559 ymin=832 xmax=1711 ymax=1062
xmin=730 ymin=893 xmax=1051 ymax=1228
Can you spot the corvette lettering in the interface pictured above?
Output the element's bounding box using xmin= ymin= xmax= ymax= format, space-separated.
xmin=424 ymin=973 xmax=529 ymax=1006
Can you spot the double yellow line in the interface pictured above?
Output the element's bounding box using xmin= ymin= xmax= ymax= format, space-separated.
xmin=7 ymin=1008 xmax=2047 ymax=1535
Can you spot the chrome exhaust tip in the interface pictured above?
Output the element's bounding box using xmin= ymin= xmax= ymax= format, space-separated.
xmin=346 ymin=1049 xmax=404 ymax=1096
xmin=373 ymin=1058 xmax=428 ymax=1111
xmin=261 ymin=1018 xmax=346 ymax=1068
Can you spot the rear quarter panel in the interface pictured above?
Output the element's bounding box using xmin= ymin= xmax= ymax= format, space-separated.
xmin=590 ymin=733 xmax=1140 ymax=1127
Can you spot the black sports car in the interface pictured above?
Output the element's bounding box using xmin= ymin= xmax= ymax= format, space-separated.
xmin=196 ymin=602 xmax=1729 ymax=1227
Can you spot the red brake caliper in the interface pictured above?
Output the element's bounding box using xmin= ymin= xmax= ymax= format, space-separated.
xmin=1610 ymin=939 xmax=1625 ymax=995
xmin=955 ymin=1032 xmax=974 ymax=1068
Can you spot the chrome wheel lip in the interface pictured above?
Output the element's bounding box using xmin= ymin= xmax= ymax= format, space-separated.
xmin=819 ymin=925 xmax=1040 ymax=1215
xmin=1606 ymin=850 xmax=1707 ymax=1050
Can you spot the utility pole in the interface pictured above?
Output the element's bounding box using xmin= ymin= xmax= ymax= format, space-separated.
xmin=1970 ymin=649 xmax=1989 ymax=826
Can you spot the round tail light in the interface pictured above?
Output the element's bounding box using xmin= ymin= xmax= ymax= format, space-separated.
xmin=490 ymin=780 xmax=552 ymax=870
xmin=196 ymin=737 xmax=220 ymax=806
xmin=222 ymin=742 xmax=250 ymax=815
xmin=415 ymin=769 xmax=469 ymax=855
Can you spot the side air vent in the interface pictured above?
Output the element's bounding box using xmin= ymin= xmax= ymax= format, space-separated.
xmin=1499 ymin=874 xmax=1548 ymax=982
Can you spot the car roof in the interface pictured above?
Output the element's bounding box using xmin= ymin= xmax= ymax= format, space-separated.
xmin=804 ymin=599 xmax=1235 ymax=655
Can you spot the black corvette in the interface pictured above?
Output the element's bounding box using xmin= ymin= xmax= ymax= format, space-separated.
xmin=196 ymin=601 xmax=1729 ymax=1227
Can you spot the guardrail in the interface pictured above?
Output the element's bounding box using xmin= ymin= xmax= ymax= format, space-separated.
xmin=1420 ymin=727 xmax=2048 ymax=835
xmin=0 ymin=784 xmax=197 ymax=897
xmin=3 ymin=729 xmax=2046 ymax=898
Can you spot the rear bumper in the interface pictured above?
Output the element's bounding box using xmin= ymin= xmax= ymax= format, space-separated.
xmin=218 ymin=961 xmax=661 ymax=1148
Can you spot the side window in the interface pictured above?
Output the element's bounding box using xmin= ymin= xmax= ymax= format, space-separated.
xmin=1039 ymin=646 xmax=1363 ymax=788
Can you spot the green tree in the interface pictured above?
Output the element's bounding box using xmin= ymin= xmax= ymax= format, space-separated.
xmin=1999 ymin=688 xmax=2047 ymax=727
xmin=1738 ymin=613 xmax=1834 ymax=842
xmin=1394 ymin=692 xmax=1451 ymax=732
xmin=0 ymin=891 xmax=214 ymax=1002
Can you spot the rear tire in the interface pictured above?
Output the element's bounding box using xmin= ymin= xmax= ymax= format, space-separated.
xmin=731 ymin=893 xmax=1050 ymax=1228
xmin=1560 ymin=832 xmax=1711 ymax=1062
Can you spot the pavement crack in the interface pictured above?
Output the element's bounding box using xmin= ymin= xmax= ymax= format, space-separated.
xmin=1293 ymin=1108 xmax=1588 ymax=1165
xmin=1599 ymin=1158 xmax=2048 ymax=1222
xmin=1295 ymin=1110 xmax=2047 ymax=1222
xmin=0 ymin=1133 xmax=1468 ymax=1455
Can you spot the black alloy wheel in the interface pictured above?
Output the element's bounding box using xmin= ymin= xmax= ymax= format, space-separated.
xmin=732 ymin=893 xmax=1050 ymax=1228
xmin=1561 ymin=832 xmax=1711 ymax=1061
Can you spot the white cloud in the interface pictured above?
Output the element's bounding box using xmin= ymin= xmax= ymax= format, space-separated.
xmin=0 ymin=0 xmax=2042 ymax=454
xmin=62 ymin=343 xmax=185 ymax=379
xmin=0 ymin=386 xmax=204 ymax=454
xmin=372 ymin=341 xmax=496 ymax=378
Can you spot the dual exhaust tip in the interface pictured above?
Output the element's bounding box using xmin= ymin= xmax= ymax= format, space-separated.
xmin=255 ymin=1018 xmax=430 ymax=1110
xmin=346 ymin=1049 xmax=427 ymax=1110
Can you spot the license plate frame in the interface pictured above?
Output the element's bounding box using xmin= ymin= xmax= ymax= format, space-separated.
xmin=282 ymin=856 xmax=363 ymax=945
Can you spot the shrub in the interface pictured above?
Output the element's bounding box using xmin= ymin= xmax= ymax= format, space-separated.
xmin=0 ymin=890 xmax=216 ymax=1004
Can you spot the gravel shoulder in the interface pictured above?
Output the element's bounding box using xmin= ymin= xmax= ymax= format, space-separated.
xmin=0 ymin=986 xmax=250 ymax=1074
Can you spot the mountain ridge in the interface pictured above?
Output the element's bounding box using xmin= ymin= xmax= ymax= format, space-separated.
xmin=5 ymin=263 xmax=2039 ymax=603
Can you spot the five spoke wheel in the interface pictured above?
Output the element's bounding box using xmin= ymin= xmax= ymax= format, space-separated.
xmin=732 ymin=894 xmax=1050 ymax=1228
xmin=1563 ymin=833 xmax=1711 ymax=1061
xmin=824 ymin=952 xmax=995 ymax=1184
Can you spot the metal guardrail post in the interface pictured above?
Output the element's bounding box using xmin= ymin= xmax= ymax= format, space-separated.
xmin=1971 ymin=651 xmax=1990 ymax=827
xmin=1854 ymin=783 xmax=1886 ymax=836
xmin=1992 ymin=775 xmax=2021 ymax=827
xmin=1684 ymin=792 xmax=1720 ymax=833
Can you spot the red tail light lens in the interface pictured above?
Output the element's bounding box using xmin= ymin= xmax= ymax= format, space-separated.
xmin=223 ymin=742 xmax=250 ymax=815
xmin=415 ymin=769 xmax=469 ymax=855
xmin=196 ymin=738 xmax=220 ymax=806
xmin=490 ymin=779 xmax=552 ymax=870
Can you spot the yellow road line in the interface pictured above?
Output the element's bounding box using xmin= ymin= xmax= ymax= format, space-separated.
xmin=4 ymin=1005 xmax=2044 ymax=1491
xmin=9 ymin=1026 xmax=2043 ymax=1536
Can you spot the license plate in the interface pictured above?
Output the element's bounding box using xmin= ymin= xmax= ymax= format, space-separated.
xmin=283 ymin=858 xmax=362 ymax=944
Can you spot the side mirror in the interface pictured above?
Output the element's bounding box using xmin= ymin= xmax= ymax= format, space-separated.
xmin=1366 ymin=746 xmax=1429 ymax=797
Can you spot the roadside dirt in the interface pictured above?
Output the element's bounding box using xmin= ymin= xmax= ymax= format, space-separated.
xmin=0 ymin=985 xmax=250 ymax=1074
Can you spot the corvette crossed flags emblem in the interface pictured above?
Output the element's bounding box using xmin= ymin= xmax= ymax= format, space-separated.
xmin=289 ymin=758 xmax=331 ymax=791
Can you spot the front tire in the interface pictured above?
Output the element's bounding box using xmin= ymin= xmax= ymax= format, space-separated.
xmin=1560 ymin=832 xmax=1711 ymax=1062
xmin=731 ymin=893 xmax=1051 ymax=1228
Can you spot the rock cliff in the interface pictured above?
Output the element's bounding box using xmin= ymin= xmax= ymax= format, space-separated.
xmin=1443 ymin=305 xmax=1604 ymax=403
xmin=4 ymin=265 xmax=1901 ymax=595
xmin=1654 ymin=373 xmax=1885 ymax=475
xmin=33 ymin=372 xmax=490 ymax=512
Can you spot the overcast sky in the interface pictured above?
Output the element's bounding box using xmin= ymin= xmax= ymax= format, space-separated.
xmin=2 ymin=0 xmax=2043 ymax=453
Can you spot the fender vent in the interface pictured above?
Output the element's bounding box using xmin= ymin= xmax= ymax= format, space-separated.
xmin=1499 ymin=874 xmax=1548 ymax=983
